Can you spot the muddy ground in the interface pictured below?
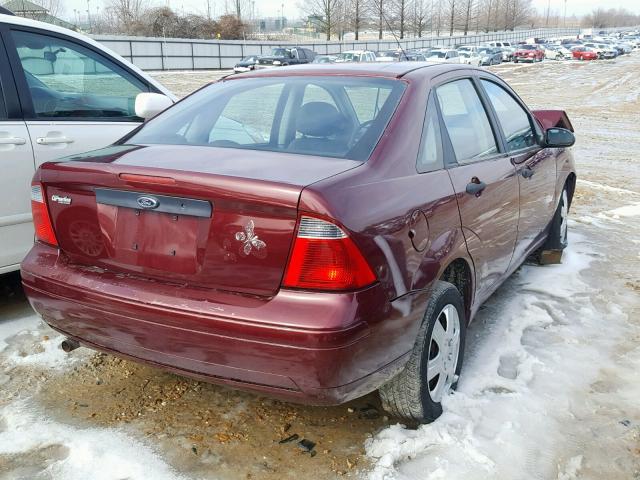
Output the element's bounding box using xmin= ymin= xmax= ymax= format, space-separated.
xmin=1 ymin=55 xmax=639 ymax=479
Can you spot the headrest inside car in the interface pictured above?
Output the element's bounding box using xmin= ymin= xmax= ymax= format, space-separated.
xmin=296 ymin=102 xmax=344 ymax=138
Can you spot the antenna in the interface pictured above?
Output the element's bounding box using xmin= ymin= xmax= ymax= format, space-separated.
xmin=379 ymin=6 xmax=409 ymax=60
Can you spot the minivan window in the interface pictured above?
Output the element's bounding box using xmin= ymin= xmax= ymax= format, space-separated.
xmin=129 ymin=76 xmax=406 ymax=161
xmin=11 ymin=30 xmax=149 ymax=120
xmin=481 ymin=80 xmax=535 ymax=152
xmin=435 ymin=79 xmax=498 ymax=162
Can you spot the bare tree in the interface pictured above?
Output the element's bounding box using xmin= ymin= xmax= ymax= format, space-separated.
xmin=444 ymin=0 xmax=456 ymax=35
xmin=106 ymin=0 xmax=149 ymax=33
xmin=343 ymin=0 xmax=367 ymax=40
xmin=395 ymin=0 xmax=408 ymax=38
xmin=32 ymin=0 xmax=63 ymax=17
xmin=461 ymin=0 xmax=474 ymax=34
xmin=301 ymin=0 xmax=342 ymax=40
xmin=410 ymin=0 xmax=428 ymax=37
xmin=370 ymin=0 xmax=385 ymax=40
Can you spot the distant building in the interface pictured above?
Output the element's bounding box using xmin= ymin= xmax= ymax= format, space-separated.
xmin=256 ymin=16 xmax=288 ymax=33
xmin=2 ymin=0 xmax=76 ymax=29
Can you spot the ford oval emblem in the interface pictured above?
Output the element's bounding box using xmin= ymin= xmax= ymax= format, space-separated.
xmin=136 ymin=196 xmax=159 ymax=209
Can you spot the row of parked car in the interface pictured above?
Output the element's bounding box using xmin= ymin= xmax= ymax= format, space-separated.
xmin=233 ymin=33 xmax=640 ymax=73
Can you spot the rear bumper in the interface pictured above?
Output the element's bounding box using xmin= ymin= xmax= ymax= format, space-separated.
xmin=21 ymin=243 xmax=423 ymax=404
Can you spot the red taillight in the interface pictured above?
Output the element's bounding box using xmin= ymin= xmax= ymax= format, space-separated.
xmin=282 ymin=215 xmax=376 ymax=291
xmin=30 ymin=183 xmax=58 ymax=246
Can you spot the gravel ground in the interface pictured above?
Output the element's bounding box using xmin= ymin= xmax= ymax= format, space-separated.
xmin=0 ymin=56 xmax=638 ymax=480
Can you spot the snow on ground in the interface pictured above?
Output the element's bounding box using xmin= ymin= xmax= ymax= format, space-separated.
xmin=0 ymin=400 xmax=187 ymax=480
xmin=365 ymin=233 xmax=639 ymax=479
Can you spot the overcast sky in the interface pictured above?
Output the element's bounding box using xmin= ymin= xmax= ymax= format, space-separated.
xmin=59 ymin=0 xmax=640 ymax=21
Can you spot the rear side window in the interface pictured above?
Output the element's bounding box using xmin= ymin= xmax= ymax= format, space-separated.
xmin=435 ymin=79 xmax=498 ymax=163
xmin=481 ymin=80 xmax=535 ymax=152
xmin=129 ymin=76 xmax=405 ymax=161
xmin=11 ymin=30 xmax=149 ymax=120
xmin=417 ymin=95 xmax=443 ymax=173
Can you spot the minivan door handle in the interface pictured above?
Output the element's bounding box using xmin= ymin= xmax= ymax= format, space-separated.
xmin=36 ymin=136 xmax=74 ymax=145
xmin=0 ymin=136 xmax=26 ymax=145
xmin=466 ymin=178 xmax=487 ymax=196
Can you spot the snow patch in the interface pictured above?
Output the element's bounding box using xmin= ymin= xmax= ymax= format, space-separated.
xmin=0 ymin=402 xmax=186 ymax=480
xmin=365 ymin=237 xmax=629 ymax=479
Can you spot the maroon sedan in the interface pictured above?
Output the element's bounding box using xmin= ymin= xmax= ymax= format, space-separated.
xmin=22 ymin=63 xmax=576 ymax=423
xmin=513 ymin=44 xmax=545 ymax=63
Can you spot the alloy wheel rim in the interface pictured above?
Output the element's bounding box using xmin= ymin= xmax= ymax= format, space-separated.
xmin=560 ymin=189 xmax=568 ymax=244
xmin=427 ymin=304 xmax=461 ymax=403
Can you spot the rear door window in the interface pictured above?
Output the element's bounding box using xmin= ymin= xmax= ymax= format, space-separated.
xmin=481 ymin=80 xmax=536 ymax=152
xmin=417 ymin=95 xmax=443 ymax=172
xmin=435 ymin=79 xmax=498 ymax=163
xmin=11 ymin=29 xmax=149 ymax=120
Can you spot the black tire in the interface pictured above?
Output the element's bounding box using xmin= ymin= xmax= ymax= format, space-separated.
xmin=514 ymin=58 xmax=519 ymax=63
xmin=545 ymin=185 xmax=570 ymax=250
xmin=379 ymin=281 xmax=466 ymax=423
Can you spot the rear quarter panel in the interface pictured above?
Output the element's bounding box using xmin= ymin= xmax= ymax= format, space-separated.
xmin=298 ymin=71 xmax=473 ymax=361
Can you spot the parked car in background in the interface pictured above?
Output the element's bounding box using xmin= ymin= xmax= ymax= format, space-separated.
xmin=0 ymin=12 xmax=174 ymax=274
xmin=458 ymin=50 xmax=482 ymax=66
xmin=375 ymin=49 xmax=406 ymax=62
xmin=426 ymin=48 xmax=462 ymax=64
xmin=477 ymin=47 xmax=503 ymax=65
xmin=582 ymin=43 xmax=617 ymax=59
xmin=571 ymin=46 xmax=598 ymax=61
xmin=22 ymin=62 xmax=576 ymax=424
xmin=335 ymin=50 xmax=376 ymax=63
xmin=256 ymin=47 xmax=316 ymax=68
xmin=312 ymin=55 xmax=338 ymax=64
xmin=233 ymin=55 xmax=260 ymax=73
xmin=514 ymin=44 xmax=545 ymax=62
xmin=404 ymin=52 xmax=428 ymax=61
xmin=543 ymin=45 xmax=572 ymax=60
xmin=485 ymin=41 xmax=514 ymax=61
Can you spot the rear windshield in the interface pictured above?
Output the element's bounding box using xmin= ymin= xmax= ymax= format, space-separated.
xmin=128 ymin=76 xmax=406 ymax=161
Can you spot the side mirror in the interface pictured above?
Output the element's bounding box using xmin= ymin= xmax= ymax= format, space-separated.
xmin=135 ymin=93 xmax=173 ymax=120
xmin=544 ymin=127 xmax=575 ymax=148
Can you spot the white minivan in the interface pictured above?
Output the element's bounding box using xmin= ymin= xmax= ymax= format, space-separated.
xmin=0 ymin=12 xmax=175 ymax=274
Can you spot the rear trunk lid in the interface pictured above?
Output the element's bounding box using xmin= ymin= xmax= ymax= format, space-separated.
xmin=39 ymin=145 xmax=360 ymax=296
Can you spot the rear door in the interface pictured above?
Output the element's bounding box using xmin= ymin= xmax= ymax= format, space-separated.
xmin=5 ymin=27 xmax=151 ymax=168
xmin=0 ymin=27 xmax=36 ymax=272
xmin=434 ymin=74 xmax=519 ymax=302
xmin=478 ymin=77 xmax=557 ymax=261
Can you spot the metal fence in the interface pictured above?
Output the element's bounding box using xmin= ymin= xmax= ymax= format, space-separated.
xmin=92 ymin=28 xmax=581 ymax=71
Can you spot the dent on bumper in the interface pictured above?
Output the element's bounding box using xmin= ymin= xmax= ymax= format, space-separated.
xmin=21 ymin=243 xmax=423 ymax=404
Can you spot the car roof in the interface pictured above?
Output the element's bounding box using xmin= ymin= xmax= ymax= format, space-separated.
xmin=229 ymin=62 xmax=472 ymax=80
xmin=0 ymin=13 xmax=174 ymax=100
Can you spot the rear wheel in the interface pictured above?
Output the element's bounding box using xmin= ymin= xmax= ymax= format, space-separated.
xmin=379 ymin=281 xmax=466 ymax=423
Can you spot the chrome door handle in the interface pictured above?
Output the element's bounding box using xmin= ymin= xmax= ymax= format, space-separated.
xmin=0 ymin=137 xmax=26 ymax=145
xmin=36 ymin=136 xmax=74 ymax=145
